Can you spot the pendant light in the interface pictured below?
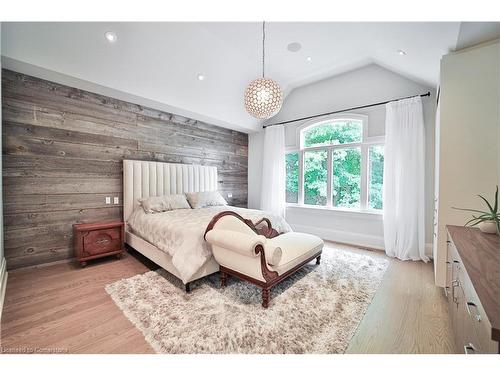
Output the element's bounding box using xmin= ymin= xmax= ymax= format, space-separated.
xmin=244 ymin=21 xmax=283 ymax=119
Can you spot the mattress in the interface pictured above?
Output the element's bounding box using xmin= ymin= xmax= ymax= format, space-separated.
xmin=127 ymin=206 xmax=292 ymax=283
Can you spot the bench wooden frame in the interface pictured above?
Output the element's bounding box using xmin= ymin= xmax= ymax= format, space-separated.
xmin=205 ymin=211 xmax=322 ymax=308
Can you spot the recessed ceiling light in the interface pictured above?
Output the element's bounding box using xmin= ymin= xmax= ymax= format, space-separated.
xmin=287 ymin=42 xmax=302 ymax=52
xmin=104 ymin=31 xmax=117 ymax=43
xmin=197 ymin=74 xmax=205 ymax=81
xmin=397 ymin=49 xmax=407 ymax=56
xmin=306 ymin=56 xmax=312 ymax=62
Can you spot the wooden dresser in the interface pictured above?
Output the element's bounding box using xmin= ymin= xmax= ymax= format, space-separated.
xmin=446 ymin=225 xmax=500 ymax=354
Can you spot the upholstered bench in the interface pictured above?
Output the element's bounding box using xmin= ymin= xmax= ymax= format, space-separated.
xmin=204 ymin=211 xmax=323 ymax=308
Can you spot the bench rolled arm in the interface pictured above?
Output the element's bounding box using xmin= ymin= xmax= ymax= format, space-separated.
xmin=205 ymin=229 xmax=267 ymax=258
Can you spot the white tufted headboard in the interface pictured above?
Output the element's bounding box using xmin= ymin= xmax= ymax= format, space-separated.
xmin=123 ymin=160 xmax=218 ymax=221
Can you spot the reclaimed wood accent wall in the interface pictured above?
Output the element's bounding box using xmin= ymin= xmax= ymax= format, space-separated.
xmin=1 ymin=69 xmax=248 ymax=269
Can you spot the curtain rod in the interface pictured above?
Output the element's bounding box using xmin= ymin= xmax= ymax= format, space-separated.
xmin=263 ymin=91 xmax=431 ymax=129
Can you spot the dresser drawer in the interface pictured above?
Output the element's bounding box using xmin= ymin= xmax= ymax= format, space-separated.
xmin=447 ymin=231 xmax=499 ymax=354
xmin=455 ymin=283 xmax=482 ymax=354
xmin=459 ymin=263 xmax=499 ymax=354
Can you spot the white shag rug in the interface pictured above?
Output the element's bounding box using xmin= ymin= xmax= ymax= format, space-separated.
xmin=105 ymin=247 xmax=388 ymax=354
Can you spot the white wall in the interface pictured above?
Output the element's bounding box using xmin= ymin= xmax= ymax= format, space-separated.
xmin=249 ymin=64 xmax=436 ymax=251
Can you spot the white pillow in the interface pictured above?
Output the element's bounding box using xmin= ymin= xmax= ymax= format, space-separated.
xmin=139 ymin=194 xmax=191 ymax=213
xmin=138 ymin=196 xmax=164 ymax=213
xmin=185 ymin=191 xmax=228 ymax=209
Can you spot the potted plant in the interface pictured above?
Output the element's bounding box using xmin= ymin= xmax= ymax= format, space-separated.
xmin=453 ymin=186 xmax=500 ymax=234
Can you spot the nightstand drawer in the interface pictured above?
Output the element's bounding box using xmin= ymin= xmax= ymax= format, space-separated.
xmin=73 ymin=220 xmax=124 ymax=267
xmin=83 ymin=229 xmax=122 ymax=256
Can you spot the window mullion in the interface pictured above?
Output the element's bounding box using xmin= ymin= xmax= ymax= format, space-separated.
xmin=327 ymin=149 xmax=333 ymax=207
xmin=360 ymin=144 xmax=368 ymax=210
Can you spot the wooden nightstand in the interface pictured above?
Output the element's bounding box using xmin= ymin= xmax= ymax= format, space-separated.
xmin=73 ymin=221 xmax=125 ymax=267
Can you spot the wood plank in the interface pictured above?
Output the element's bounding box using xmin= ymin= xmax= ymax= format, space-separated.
xmin=2 ymin=97 xmax=142 ymax=142
xmin=2 ymin=121 xmax=138 ymax=149
xmin=3 ymin=135 xmax=135 ymax=161
xmin=2 ymin=155 xmax=122 ymax=178
xmin=3 ymin=223 xmax=78 ymax=268
xmin=5 ymin=248 xmax=74 ymax=270
xmin=137 ymin=114 xmax=248 ymax=147
xmin=3 ymin=176 xmax=122 ymax=195
xmin=5 ymin=236 xmax=73 ymax=267
xmin=4 ymin=207 xmax=122 ymax=229
xmin=2 ymin=96 xmax=65 ymax=128
xmin=138 ymin=139 xmax=247 ymax=159
xmin=4 ymin=222 xmax=73 ymax=241
xmin=2 ymin=72 xmax=139 ymax=125
xmin=125 ymin=153 xmax=248 ymax=174
xmin=2 ymin=193 xmax=122 ymax=214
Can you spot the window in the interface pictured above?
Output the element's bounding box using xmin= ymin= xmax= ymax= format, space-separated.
xmin=303 ymin=120 xmax=362 ymax=147
xmin=304 ymin=150 xmax=327 ymax=205
xmin=286 ymin=116 xmax=384 ymax=212
xmin=333 ymin=147 xmax=361 ymax=208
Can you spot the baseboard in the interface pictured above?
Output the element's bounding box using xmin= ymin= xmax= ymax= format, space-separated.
xmin=290 ymin=224 xmax=385 ymax=250
xmin=0 ymin=257 xmax=8 ymax=323
xmin=291 ymin=224 xmax=434 ymax=259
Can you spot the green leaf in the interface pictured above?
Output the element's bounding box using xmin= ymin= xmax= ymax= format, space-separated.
xmin=465 ymin=217 xmax=489 ymax=226
xmin=452 ymin=207 xmax=490 ymax=215
xmin=465 ymin=213 xmax=489 ymax=222
xmin=478 ymin=194 xmax=495 ymax=214
xmin=494 ymin=186 xmax=498 ymax=213
xmin=464 ymin=218 xmax=479 ymax=226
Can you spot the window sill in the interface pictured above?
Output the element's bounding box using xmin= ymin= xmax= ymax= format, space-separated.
xmin=285 ymin=204 xmax=383 ymax=219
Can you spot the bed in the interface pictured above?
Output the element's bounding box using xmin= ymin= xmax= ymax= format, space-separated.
xmin=123 ymin=160 xmax=291 ymax=291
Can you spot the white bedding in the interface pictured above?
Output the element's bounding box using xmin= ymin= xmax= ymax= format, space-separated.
xmin=127 ymin=206 xmax=292 ymax=283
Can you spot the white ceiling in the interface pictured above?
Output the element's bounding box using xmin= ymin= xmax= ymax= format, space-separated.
xmin=0 ymin=22 xmax=481 ymax=133
xmin=456 ymin=22 xmax=500 ymax=50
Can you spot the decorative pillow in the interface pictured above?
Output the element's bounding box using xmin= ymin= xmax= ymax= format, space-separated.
xmin=138 ymin=196 xmax=165 ymax=214
xmin=139 ymin=194 xmax=191 ymax=213
xmin=185 ymin=191 xmax=228 ymax=209
xmin=164 ymin=194 xmax=192 ymax=211
xmin=265 ymin=245 xmax=282 ymax=266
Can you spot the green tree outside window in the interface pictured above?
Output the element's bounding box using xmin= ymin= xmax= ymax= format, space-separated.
xmin=285 ymin=119 xmax=384 ymax=211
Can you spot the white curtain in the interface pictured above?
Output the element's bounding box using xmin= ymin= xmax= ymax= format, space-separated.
xmin=260 ymin=125 xmax=286 ymax=217
xmin=383 ymin=96 xmax=428 ymax=262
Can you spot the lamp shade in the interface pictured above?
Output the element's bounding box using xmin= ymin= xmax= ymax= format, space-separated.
xmin=244 ymin=78 xmax=283 ymax=119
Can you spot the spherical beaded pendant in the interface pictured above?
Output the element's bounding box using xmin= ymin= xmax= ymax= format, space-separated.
xmin=244 ymin=77 xmax=283 ymax=119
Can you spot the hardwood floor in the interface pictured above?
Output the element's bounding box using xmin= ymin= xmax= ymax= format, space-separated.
xmin=0 ymin=252 xmax=156 ymax=353
xmin=0 ymin=242 xmax=456 ymax=354
xmin=343 ymin=244 xmax=457 ymax=354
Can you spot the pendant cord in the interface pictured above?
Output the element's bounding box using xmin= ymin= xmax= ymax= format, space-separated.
xmin=262 ymin=21 xmax=265 ymax=78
